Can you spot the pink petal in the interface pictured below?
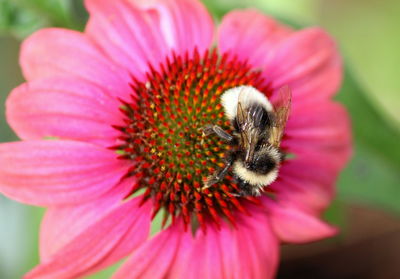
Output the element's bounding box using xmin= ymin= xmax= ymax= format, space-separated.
xmin=271 ymin=177 xmax=333 ymax=214
xmin=0 ymin=140 xmax=128 ymax=206
xmin=160 ymin=228 xmax=226 ymax=279
xmin=219 ymin=12 xmax=341 ymax=102
xmin=271 ymin=101 xmax=351 ymax=212
xmin=141 ymin=0 xmax=214 ymax=54
xmin=264 ymin=199 xmax=337 ymax=243
xmin=20 ymin=28 xmax=132 ymax=100
xmin=25 ymin=197 xmax=152 ymax=279
xmin=114 ymin=208 xmax=279 ymax=279
xmin=232 ymin=211 xmax=279 ymax=279
xmin=85 ymin=0 xmax=214 ymax=77
xmin=163 ymin=222 xmax=196 ymax=278
xmin=172 ymin=207 xmax=279 ymax=279
xmin=272 ymin=151 xmax=345 ymax=213
xmin=6 ymin=77 xmax=123 ymax=147
xmin=284 ymin=101 xmax=352 ymax=153
xmin=265 ymin=28 xmax=342 ymax=102
xmin=218 ymin=9 xmax=292 ymax=69
xmin=178 ymin=225 xmax=224 ymax=279
xmin=40 ymin=178 xmax=136 ymax=260
xmin=112 ymin=221 xmax=191 ymax=279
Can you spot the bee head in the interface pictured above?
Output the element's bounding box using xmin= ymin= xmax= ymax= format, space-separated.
xmin=244 ymin=153 xmax=276 ymax=174
xmin=242 ymin=145 xmax=281 ymax=174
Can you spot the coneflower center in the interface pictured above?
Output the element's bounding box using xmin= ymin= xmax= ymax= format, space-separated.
xmin=114 ymin=49 xmax=270 ymax=230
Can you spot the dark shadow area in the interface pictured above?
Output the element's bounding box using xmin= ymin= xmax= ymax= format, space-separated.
xmin=278 ymin=205 xmax=400 ymax=279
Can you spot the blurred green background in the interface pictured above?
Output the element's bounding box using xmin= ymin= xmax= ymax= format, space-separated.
xmin=0 ymin=0 xmax=399 ymax=278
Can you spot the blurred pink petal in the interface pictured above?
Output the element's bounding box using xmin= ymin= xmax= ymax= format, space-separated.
xmin=285 ymin=101 xmax=351 ymax=152
xmin=218 ymin=11 xmax=341 ymax=103
xmin=218 ymin=9 xmax=292 ymax=69
xmin=274 ymin=101 xmax=352 ymax=212
xmin=25 ymin=197 xmax=152 ymax=279
xmin=6 ymin=77 xmax=123 ymax=147
xmin=0 ymin=140 xmax=128 ymax=206
xmin=264 ymin=199 xmax=337 ymax=243
xmin=20 ymin=28 xmax=132 ymax=100
xmin=85 ymin=0 xmax=213 ymax=77
xmin=272 ymin=177 xmax=333 ymax=214
xmin=264 ymin=28 xmax=342 ymax=102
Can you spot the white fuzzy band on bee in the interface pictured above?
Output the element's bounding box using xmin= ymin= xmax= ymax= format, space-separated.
xmin=233 ymin=161 xmax=278 ymax=187
xmin=220 ymin=86 xmax=273 ymax=121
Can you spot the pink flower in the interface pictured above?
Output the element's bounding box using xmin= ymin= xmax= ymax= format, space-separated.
xmin=0 ymin=0 xmax=351 ymax=278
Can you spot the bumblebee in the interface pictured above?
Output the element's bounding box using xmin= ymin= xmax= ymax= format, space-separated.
xmin=202 ymin=85 xmax=291 ymax=196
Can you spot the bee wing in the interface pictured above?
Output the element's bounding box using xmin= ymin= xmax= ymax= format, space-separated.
xmin=236 ymin=97 xmax=250 ymax=148
xmin=236 ymin=89 xmax=265 ymax=163
xmin=269 ymin=85 xmax=292 ymax=147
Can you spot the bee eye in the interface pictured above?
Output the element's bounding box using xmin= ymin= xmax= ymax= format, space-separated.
xmin=245 ymin=156 xmax=277 ymax=174
xmin=255 ymin=141 xmax=263 ymax=151
xmin=256 ymin=139 xmax=264 ymax=146
xmin=246 ymin=161 xmax=259 ymax=171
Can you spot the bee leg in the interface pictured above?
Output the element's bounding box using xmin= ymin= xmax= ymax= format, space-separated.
xmin=202 ymin=151 xmax=237 ymax=189
xmin=203 ymin=162 xmax=232 ymax=189
xmin=201 ymin=125 xmax=234 ymax=143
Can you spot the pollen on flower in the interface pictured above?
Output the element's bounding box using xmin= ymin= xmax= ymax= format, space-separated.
xmin=112 ymin=49 xmax=270 ymax=231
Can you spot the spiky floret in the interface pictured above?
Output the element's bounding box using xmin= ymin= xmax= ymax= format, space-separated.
xmin=112 ymin=49 xmax=271 ymax=230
